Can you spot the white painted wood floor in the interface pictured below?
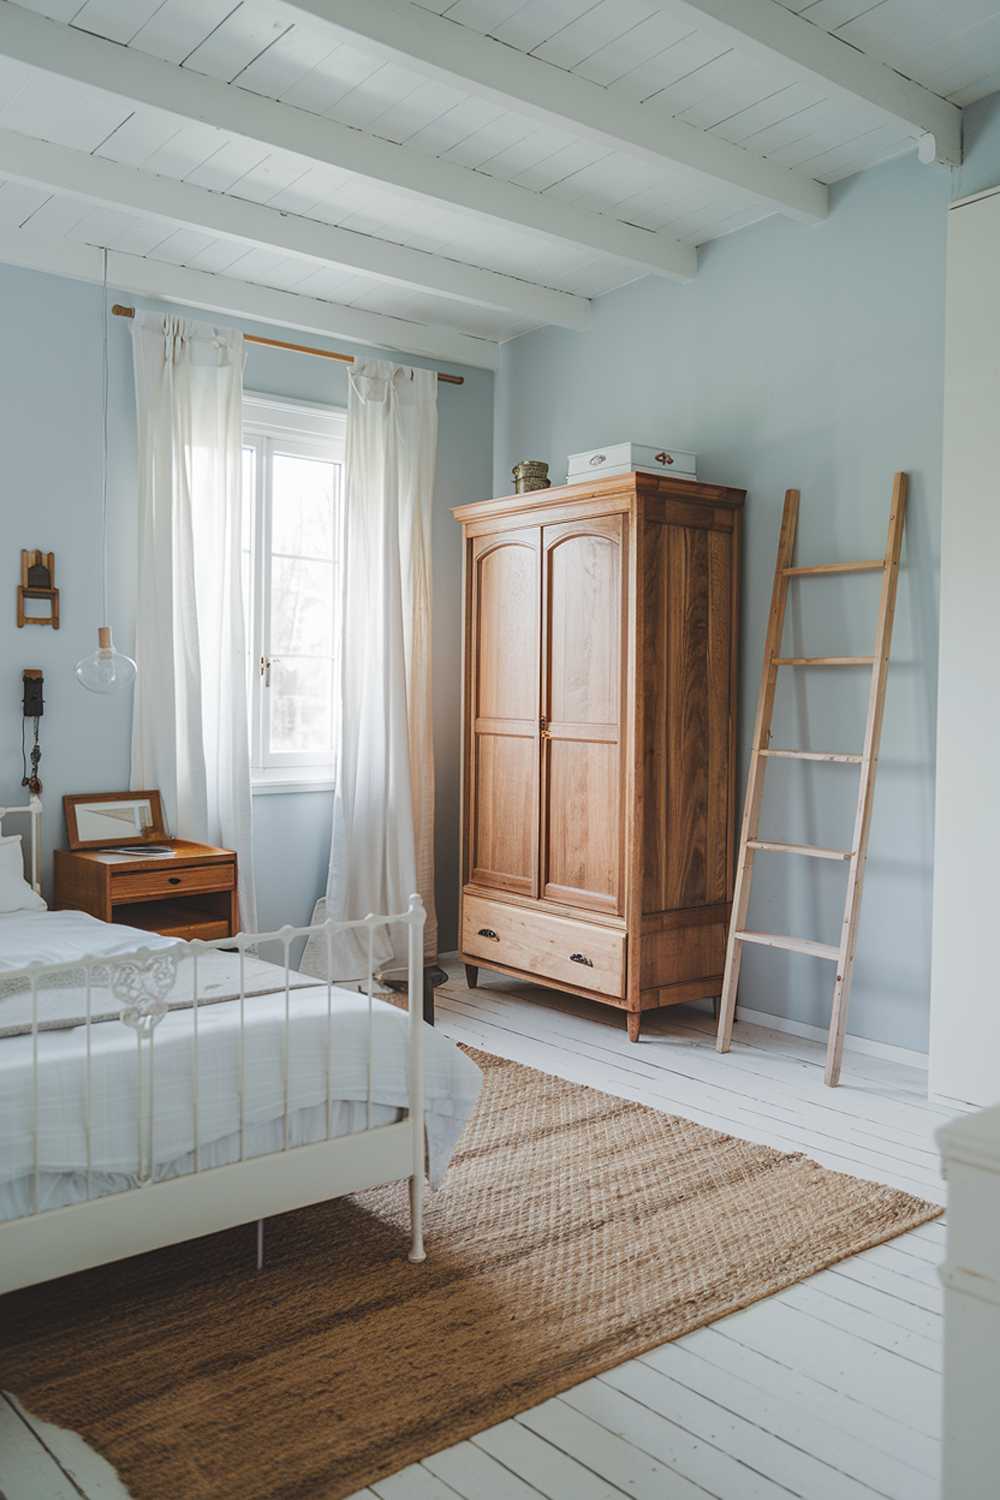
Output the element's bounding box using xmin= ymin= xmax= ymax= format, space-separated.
xmin=1 ymin=967 xmax=965 ymax=1500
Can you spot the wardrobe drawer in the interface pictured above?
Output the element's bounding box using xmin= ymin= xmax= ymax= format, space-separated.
xmin=463 ymin=895 xmax=625 ymax=998
xmin=111 ymin=863 xmax=235 ymax=902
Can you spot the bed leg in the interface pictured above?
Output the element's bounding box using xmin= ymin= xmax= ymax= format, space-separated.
xmin=408 ymin=1174 xmax=426 ymax=1264
xmin=256 ymin=1219 xmax=265 ymax=1272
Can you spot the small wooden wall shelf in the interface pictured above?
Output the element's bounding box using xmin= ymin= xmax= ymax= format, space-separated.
xmin=17 ymin=550 xmax=59 ymax=629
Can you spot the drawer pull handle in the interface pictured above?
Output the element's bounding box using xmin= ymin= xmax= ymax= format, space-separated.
xmin=168 ymin=876 xmax=182 ymax=886
xmin=569 ymin=952 xmax=593 ymax=967
xmin=477 ymin=927 xmax=499 ymax=941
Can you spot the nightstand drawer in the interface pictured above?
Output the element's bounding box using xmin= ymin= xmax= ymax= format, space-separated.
xmin=112 ymin=864 xmax=235 ymax=902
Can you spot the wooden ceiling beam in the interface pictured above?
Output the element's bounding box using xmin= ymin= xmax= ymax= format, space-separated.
xmin=285 ymin=0 xmax=830 ymax=222
xmin=665 ymin=0 xmax=962 ymax=167
xmin=0 ymin=3 xmax=697 ymax=281
xmin=0 ymin=229 xmax=498 ymax=370
xmin=0 ymin=128 xmax=592 ymax=331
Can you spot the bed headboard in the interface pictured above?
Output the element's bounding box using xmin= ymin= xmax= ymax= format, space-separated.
xmin=0 ymin=796 xmax=42 ymax=893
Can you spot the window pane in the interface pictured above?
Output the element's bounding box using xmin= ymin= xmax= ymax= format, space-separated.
xmin=269 ymin=656 xmax=331 ymax=756
xmin=270 ymin=556 xmax=333 ymax=656
xmin=272 ymin=453 xmax=336 ymax=558
xmin=241 ymin=446 xmax=255 ymax=640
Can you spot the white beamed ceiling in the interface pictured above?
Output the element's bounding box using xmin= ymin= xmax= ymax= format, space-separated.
xmin=0 ymin=0 xmax=997 ymax=362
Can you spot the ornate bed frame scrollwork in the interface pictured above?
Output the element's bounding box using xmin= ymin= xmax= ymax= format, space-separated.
xmin=0 ymin=799 xmax=427 ymax=1295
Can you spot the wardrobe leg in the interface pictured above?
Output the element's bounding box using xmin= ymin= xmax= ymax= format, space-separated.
xmin=711 ymin=995 xmax=720 ymax=1022
xmin=464 ymin=964 xmax=479 ymax=990
xmin=627 ymin=1011 xmax=641 ymax=1043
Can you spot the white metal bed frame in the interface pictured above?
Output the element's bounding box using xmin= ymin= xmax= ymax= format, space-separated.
xmin=0 ymin=798 xmax=426 ymax=1296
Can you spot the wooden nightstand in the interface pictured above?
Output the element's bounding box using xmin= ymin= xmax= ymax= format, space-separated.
xmin=54 ymin=841 xmax=238 ymax=941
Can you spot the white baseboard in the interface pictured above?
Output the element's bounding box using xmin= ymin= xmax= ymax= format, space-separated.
xmin=735 ymin=1004 xmax=928 ymax=1070
xmin=438 ymin=952 xmax=928 ymax=1071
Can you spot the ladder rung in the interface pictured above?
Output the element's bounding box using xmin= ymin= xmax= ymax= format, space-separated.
xmin=747 ymin=839 xmax=852 ymax=861
xmin=735 ymin=930 xmax=841 ymax=962
xmin=772 ymin=656 xmax=875 ymax=667
xmin=760 ymin=749 xmax=863 ymax=764
xmin=783 ymin=561 xmax=884 ymax=577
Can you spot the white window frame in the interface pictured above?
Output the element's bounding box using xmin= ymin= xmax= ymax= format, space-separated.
xmin=242 ymin=392 xmax=346 ymax=793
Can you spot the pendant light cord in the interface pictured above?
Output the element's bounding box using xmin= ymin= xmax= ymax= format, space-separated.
xmin=100 ymin=246 xmax=110 ymax=628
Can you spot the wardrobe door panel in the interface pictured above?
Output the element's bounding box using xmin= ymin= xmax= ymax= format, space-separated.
xmin=468 ymin=531 xmax=539 ymax=895
xmin=642 ymin=520 xmax=734 ymax=912
xmin=541 ymin=516 xmax=624 ymax=914
xmin=473 ymin=735 xmax=536 ymax=891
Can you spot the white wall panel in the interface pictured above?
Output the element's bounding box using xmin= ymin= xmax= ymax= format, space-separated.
xmin=0 ymin=178 xmax=49 ymax=227
xmin=15 ymin=188 xmax=85 ymax=237
xmin=532 ymin=1 xmax=663 ymax=70
xmin=237 ymin=18 xmax=345 ymax=99
xmin=183 ymin=5 xmax=295 ymax=85
xmin=441 ymin=1 xmax=525 ymax=32
xmin=613 ymin=31 xmax=730 ymax=104
xmin=130 ymin=0 xmax=239 ymax=65
xmin=220 ymin=149 xmax=312 ymax=204
xmin=575 ymin=14 xmax=702 ymax=88
xmin=405 ymin=95 xmax=504 ymax=155
xmin=138 ymin=121 xmax=228 ymax=179
xmin=711 ymin=80 xmax=828 ymax=146
xmin=70 ymin=0 xmax=165 ymax=45
xmin=491 ymin=1 xmax=595 ymax=53
xmin=185 ymin=138 xmax=272 ymax=193
xmin=367 ymin=79 xmax=468 ymax=144
xmin=276 ymin=41 xmax=382 ymax=113
xmin=930 ymin=184 xmax=1000 ymax=1110
xmin=96 ymin=106 xmax=186 ymax=167
xmin=66 ymin=203 xmax=171 ymax=253
xmin=0 ymin=70 xmax=128 ymax=150
xmin=0 ymin=56 xmax=33 ymax=111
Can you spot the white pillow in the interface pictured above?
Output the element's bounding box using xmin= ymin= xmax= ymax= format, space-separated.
xmin=0 ymin=835 xmax=47 ymax=913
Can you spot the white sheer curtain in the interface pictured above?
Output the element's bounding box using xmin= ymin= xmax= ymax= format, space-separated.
xmin=302 ymin=359 xmax=438 ymax=981
xmin=129 ymin=312 xmax=256 ymax=930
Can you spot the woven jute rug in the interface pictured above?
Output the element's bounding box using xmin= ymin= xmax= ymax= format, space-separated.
xmin=0 ymin=1046 xmax=941 ymax=1500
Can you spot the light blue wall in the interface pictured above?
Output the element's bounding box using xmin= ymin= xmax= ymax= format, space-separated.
xmin=494 ymin=97 xmax=1000 ymax=1053
xmin=0 ymin=264 xmax=493 ymax=948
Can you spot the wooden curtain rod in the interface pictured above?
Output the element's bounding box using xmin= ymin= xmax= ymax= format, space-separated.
xmin=111 ymin=304 xmax=464 ymax=385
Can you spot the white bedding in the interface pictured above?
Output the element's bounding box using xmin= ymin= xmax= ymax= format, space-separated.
xmin=0 ymin=911 xmax=481 ymax=1222
xmin=0 ymin=909 xmax=320 ymax=1035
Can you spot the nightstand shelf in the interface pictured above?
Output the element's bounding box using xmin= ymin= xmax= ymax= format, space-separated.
xmin=113 ymin=900 xmax=233 ymax=941
xmin=54 ymin=840 xmax=238 ymax=940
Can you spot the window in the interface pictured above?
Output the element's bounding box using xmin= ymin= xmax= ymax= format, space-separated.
xmin=242 ymin=394 xmax=346 ymax=789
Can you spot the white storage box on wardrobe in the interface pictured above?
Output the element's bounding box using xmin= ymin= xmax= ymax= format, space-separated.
xmin=566 ymin=442 xmax=697 ymax=484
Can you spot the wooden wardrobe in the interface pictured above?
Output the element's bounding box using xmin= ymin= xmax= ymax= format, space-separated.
xmin=454 ymin=471 xmax=745 ymax=1041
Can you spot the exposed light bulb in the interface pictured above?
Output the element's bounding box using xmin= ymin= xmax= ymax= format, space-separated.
xmin=77 ymin=247 xmax=137 ymax=697
xmin=74 ymin=626 xmax=136 ymax=696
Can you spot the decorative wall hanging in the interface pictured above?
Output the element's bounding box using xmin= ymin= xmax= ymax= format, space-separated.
xmin=17 ymin=551 xmax=59 ymax=629
xmin=21 ymin=669 xmax=43 ymax=796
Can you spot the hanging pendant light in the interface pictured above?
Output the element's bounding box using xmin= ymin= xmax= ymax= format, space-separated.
xmin=75 ymin=248 xmax=136 ymax=695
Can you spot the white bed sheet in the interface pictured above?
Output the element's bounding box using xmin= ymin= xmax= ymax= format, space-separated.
xmin=0 ymin=910 xmax=321 ymax=1035
xmin=0 ymin=914 xmax=482 ymax=1221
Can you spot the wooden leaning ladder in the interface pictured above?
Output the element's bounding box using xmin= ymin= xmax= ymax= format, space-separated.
xmin=715 ymin=474 xmax=907 ymax=1087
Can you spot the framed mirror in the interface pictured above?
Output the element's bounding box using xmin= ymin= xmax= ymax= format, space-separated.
xmin=63 ymin=790 xmax=165 ymax=850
